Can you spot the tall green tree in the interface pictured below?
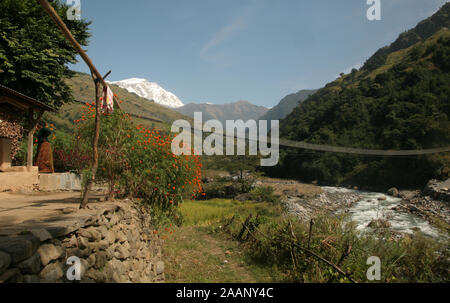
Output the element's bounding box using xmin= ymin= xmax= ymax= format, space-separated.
xmin=0 ymin=0 xmax=90 ymax=108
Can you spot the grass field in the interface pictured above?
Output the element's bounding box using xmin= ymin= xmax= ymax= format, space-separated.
xmin=162 ymin=195 xmax=450 ymax=283
xmin=179 ymin=199 xmax=265 ymax=226
xmin=163 ymin=198 xmax=287 ymax=283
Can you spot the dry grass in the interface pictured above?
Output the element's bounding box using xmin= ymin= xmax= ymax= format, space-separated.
xmin=163 ymin=226 xmax=281 ymax=283
xmin=258 ymin=177 xmax=323 ymax=198
xmin=163 ymin=198 xmax=285 ymax=283
xmin=201 ymin=169 xmax=230 ymax=179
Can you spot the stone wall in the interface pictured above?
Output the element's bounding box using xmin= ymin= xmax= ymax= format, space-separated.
xmin=0 ymin=201 xmax=164 ymax=283
xmin=0 ymin=167 xmax=39 ymax=192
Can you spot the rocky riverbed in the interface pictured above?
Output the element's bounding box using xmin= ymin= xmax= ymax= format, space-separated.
xmin=283 ymin=190 xmax=361 ymax=222
xmin=224 ymin=176 xmax=449 ymax=238
xmin=276 ymin=178 xmax=449 ymax=239
xmin=254 ymin=178 xmax=361 ymax=222
xmin=394 ymin=190 xmax=450 ymax=229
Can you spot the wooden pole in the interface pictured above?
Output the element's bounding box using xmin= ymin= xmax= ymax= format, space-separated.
xmin=80 ymin=76 xmax=101 ymax=208
xmin=307 ymin=219 xmax=314 ymax=250
xmin=80 ymin=70 xmax=112 ymax=207
xmin=37 ymin=0 xmax=121 ymax=207
xmin=37 ymin=0 xmax=122 ymax=111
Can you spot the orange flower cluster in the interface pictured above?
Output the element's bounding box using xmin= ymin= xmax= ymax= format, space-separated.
xmin=73 ymin=98 xmax=204 ymax=212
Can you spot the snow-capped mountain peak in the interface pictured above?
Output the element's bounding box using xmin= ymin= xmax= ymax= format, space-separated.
xmin=109 ymin=78 xmax=184 ymax=108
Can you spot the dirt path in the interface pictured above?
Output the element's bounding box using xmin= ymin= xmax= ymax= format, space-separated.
xmin=163 ymin=226 xmax=275 ymax=283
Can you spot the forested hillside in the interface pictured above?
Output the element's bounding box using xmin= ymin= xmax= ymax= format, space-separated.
xmin=258 ymin=89 xmax=317 ymax=129
xmin=363 ymin=3 xmax=450 ymax=71
xmin=267 ymin=28 xmax=450 ymax=189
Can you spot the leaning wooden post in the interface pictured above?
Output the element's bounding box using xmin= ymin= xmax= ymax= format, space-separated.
xmin=80 ymin=76 xmax=102 ymax=208
xmin=307 ymin=219 xmax=314 ymax=250
xmin=37 ymin=0 xmax=123 ymax=112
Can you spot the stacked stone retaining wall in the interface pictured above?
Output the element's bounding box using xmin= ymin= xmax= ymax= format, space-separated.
xmin=0 ymin=201 xmax=164 ymax=283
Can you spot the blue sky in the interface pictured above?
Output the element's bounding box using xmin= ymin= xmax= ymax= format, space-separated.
xmin=71 ymin=0 xmax=448 ymax=107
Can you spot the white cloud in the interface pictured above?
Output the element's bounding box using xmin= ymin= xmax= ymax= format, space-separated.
xmin=200 ymin=15 xmax=247 ymax=63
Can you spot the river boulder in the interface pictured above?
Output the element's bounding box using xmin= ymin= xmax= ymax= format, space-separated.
xmin=423 ymin=179 xmax=450 ymax=202
xmin=387 ymin=187 xmax=399 ymax=197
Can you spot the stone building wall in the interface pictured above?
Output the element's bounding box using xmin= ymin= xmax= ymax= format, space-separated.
xmin=0 ymin=201 xmax=164 ymax=283
xmin=0 ymin=110 xmax=24 ymax=161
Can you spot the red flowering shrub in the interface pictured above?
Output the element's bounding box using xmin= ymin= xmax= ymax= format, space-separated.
xmin=53 ymin=145 xmax=91 ymax=172
xmin=74 ymin=101 xmax=203 ymax=224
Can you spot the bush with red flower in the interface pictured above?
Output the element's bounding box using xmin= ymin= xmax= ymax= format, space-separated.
xmin=74 ymin=101 xmax=203 ymax=225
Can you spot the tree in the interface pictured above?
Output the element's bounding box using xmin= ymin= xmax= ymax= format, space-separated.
xmin=0 ymin=0 xmax=91 ymax=109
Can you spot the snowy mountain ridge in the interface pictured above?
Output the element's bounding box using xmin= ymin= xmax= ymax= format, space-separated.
xmin=109 ymin=78 xmax=184 ymax=108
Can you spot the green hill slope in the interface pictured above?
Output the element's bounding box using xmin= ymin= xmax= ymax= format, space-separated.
xmin=45 ymin=72 xmax=191 ymax=132
xmin=258 ymin=89 xmax=317 ymax=129
xmin=269 ymin=27 xmax=450 ymax=189
xmin=363 ymin=2 xmax=450 ymax=72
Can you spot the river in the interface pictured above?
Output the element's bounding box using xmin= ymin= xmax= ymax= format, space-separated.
xmin=322 ymin=186 xmax=445 ymax=239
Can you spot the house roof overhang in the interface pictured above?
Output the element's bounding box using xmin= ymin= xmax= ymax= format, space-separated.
xmin=0 ymin=84 xmax=56 ymax=113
